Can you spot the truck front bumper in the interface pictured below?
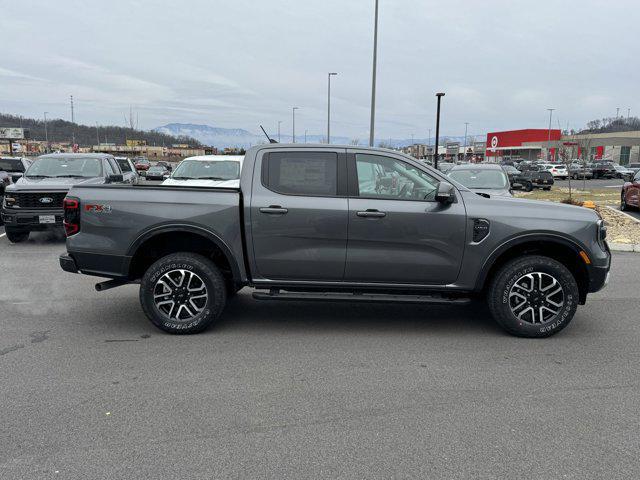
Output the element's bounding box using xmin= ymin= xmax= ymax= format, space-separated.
xmin=1 ymin=208 xmax=64 ymax=230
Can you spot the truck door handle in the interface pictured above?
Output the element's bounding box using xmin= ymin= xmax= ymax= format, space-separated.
xmin=356 ymin=209 xmax=386 ymax=218
xmin=260 ymin=206 xmax=288 ymax=215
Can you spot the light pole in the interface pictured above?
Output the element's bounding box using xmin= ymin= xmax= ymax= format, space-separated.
xmin=463 ymin=122 xmax=469 ymax=163
xmin=292 ymin=107 xmax=298 ymax=143
xmin=434 ymin=93 xmax=445 ymax=170
xmin=305 ymin=129 xmax=308 ymax=144
xmin=369 ymin=0 xmax=379 ymax=147
xmin=95 ymin=122 xmax=100 ymax=145
xmin=327 ymin=72 xmax=337 ymax=144
xmin=43 ymin=112 xmax=49 ymax=152
xmin=547 ymin=108 xmax=555 ymax=161
xmin=277 ymin=121 xmax=282 ymax=142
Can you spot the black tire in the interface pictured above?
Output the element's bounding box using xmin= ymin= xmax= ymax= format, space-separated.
xmin=621 ymin=193 xmax=629 ymax=211
xmin=487 ymin=255 xmax=579 ymax=338
xmin=5 ymin=228 xmax=29 ymax=243
xmin=139 ymin=252 xmax=227 ymax=334
xmin=543 ymin=187 xmax=551 ymax=191
xmin=524 ymin=182 xmax=533 ymax=192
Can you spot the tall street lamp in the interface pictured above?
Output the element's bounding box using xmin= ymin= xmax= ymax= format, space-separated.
xmin=327 ymin=72 xmax=338 ymax=144
xmin=463 ymin=122 xmax=469 ymax=163
xmin=434 ymin=93 xmax=445 ymax=170
xmin=43 ymin=112 xmax=49 ymax=152
xmin=369 ymin=0 xmax=379 ymax=147
xmin=547 ymin=108 xmax=555 ymax=161
xmin=292 ymin=107 xmax=299 ymax=143
xmin=278 ymin=120 xmax=282 ymax=142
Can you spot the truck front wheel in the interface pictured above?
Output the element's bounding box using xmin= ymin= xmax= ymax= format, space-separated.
xmin=139 ymin=252 xmax=227 ymax=334
xmin=5 ymin=228 xmax=29 ymax=243
xmin=487 ymin=255 xmax=579 ymax=338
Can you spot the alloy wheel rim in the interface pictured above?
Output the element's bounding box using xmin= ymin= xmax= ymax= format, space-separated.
xmin=508 ymin=272 xmax=564 ymax=324
xmin=153 ymin=269 xmax=208 ymax=321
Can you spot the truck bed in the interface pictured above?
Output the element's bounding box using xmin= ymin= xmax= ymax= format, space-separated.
xmin=65 ymin=184 xmax=243 ymax=279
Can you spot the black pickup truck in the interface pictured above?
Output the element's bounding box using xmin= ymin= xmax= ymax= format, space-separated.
xmin=2 ymin=153 xmax=125 ymax=242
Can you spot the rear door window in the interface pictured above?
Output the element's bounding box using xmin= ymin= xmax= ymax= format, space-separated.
xmin=263 ymin=152 xmax=338 ymax=196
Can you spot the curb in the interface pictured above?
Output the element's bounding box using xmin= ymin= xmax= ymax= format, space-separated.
xmin=608 ymin=242 xmax=640 ymax=253
xmin=605 ymin=205 xmax=640 ymax=225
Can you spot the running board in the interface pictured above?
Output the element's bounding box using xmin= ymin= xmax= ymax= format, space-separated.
xmin=252 ymin=290 xmax=471 ymax=305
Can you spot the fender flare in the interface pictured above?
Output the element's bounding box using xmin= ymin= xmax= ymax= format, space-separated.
xmin=474 ymin=232 xmax=589 ymax=291
xmin=127 ymin=223 xmax=242 ymax=283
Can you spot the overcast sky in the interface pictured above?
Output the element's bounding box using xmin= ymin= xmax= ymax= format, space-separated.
xmin=1 ymin=0 xmax=638 ymax=139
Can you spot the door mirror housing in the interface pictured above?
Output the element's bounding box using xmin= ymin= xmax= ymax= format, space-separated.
xmin=435 ymin=181 xmax=456 ymax=204
xmin=11 ymin=173 xmax=23 ymax=183
xmin=107 ymin=174 xmax=124 ymax=184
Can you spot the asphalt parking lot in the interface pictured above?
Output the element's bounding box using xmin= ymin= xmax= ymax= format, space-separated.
xmin=1 ymin=232 xmax=639 ymax=479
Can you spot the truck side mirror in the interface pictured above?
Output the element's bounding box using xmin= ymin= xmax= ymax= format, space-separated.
xmin=435 ymin=181 xmax=456 ymax=204
xmin=107 ymin=174 xmax=124 ymax=184
xmin=11 ymin=173 xmax=23 ymax=183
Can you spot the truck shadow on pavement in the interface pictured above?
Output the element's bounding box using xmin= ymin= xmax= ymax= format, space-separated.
xmin=212 ymin=290 xmax=502 ymax=336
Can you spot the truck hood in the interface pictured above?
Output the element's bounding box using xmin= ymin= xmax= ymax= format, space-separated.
xmin=7 ymin=176 xmax=105 ymax=192
xmin=461 ymin=190 xmax=599 ymax=222
xmin=161 ymin=178 xmax=240 ymax=188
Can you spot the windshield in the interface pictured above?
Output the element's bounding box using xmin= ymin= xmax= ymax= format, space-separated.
xmin=0 ymin=158 xmax=25 ymax=172
xmin=448 ymin=168 xmax=508 ymax=189
xmin=171 ymin=160 xmax=240 ymax=180
xmin=26 ymin=157 xmax=103 ymax=178
xmin=149 ymin=166 xmax=165 ymax=172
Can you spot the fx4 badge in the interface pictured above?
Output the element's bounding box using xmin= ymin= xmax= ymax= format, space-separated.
xmin=84 ymin=204 xmax=112 ymax=214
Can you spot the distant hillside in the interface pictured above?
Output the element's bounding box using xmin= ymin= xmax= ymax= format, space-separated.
xmin=156 ymin=122 xmax=482 ymax=149
xmin=0 ymin=113 xmax=202 ymax=147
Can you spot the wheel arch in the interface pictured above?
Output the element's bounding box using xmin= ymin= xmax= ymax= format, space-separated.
xmin=127 ymin=224 xmax=242 ymax=285
xmin=476 ymin=234 xmax=591 ymax=304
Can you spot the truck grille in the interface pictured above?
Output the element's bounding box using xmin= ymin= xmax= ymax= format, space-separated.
xmin=12 ymin=192 xmax=67 ymax=209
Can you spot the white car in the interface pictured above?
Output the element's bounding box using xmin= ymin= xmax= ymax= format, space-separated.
xmin=540 ymin=163 xmax=568 ymax=179
xmin=161 ymin=155 xmax=243 ymax=188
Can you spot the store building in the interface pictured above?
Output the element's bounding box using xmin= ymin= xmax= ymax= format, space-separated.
xmin=485 ymin=128 xmax=640 ymax=164
xmin=485 ymin=129 xmax=562 ymax=162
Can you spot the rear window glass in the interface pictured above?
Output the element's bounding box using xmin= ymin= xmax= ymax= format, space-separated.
xmin=264 ymin=152 xmax=338 ymax=196
xmin=0 ymin=158 xmax=25 ymax=172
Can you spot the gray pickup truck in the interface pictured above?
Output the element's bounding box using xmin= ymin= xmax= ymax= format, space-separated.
xmin=59 ymin=144 xmax=610 ymax=338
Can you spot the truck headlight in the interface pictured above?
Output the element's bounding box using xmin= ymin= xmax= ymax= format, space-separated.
xmin=3 ymin=196 xmax=16 ymax=208
xmin=596 ymin=219 xmax=607 ymax=250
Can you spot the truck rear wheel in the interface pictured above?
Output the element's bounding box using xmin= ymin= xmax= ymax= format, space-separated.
xmin=487 ymin=255 xmax=579 ymax=338
xmin=139 ymin=252 xmax=227 ymax=334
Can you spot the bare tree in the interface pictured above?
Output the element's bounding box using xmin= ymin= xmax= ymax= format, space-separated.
xmin=350 ymin=138 xmax=360 ymax=145
xmin=557 ymin=143 xmax=574 ymax=202
xmin=124 ymin=106 xmax=139 ymax=130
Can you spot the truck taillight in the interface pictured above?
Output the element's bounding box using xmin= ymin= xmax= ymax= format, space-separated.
xmin=63 ymin=197 xmax=80 ymax=236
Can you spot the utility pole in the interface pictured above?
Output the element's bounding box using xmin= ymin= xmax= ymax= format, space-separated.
xmin=463 ymin=122 xmax=469 ymax=163
xmin=369 ymin=0 xmax=379 ymax=146
xmin=277 ymin=121 xmax=282 ymax=142
xmin=305 ymin=129 xmax=308 ymax=144
xmin=434 ymin=93 xmax=445 ymax=170
xmin=616 ymin=107 xmax=620 ymax=118
xmin=547 ymin=108 xmax=555 ymax=161
xmin=43 ymin=112 xmax=49 ymax=152
xmin=292 ymin=107 xmax=298 ymax=143
xmin=627 ymin=108 xmax=631 ymax=120
xmin=327 ymin=72 xmax=338 ymax=144
xmin=96 ymin=122 xmax=100 ymax=145
xmin=70 ymin=95 xmax=75 ymax=145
